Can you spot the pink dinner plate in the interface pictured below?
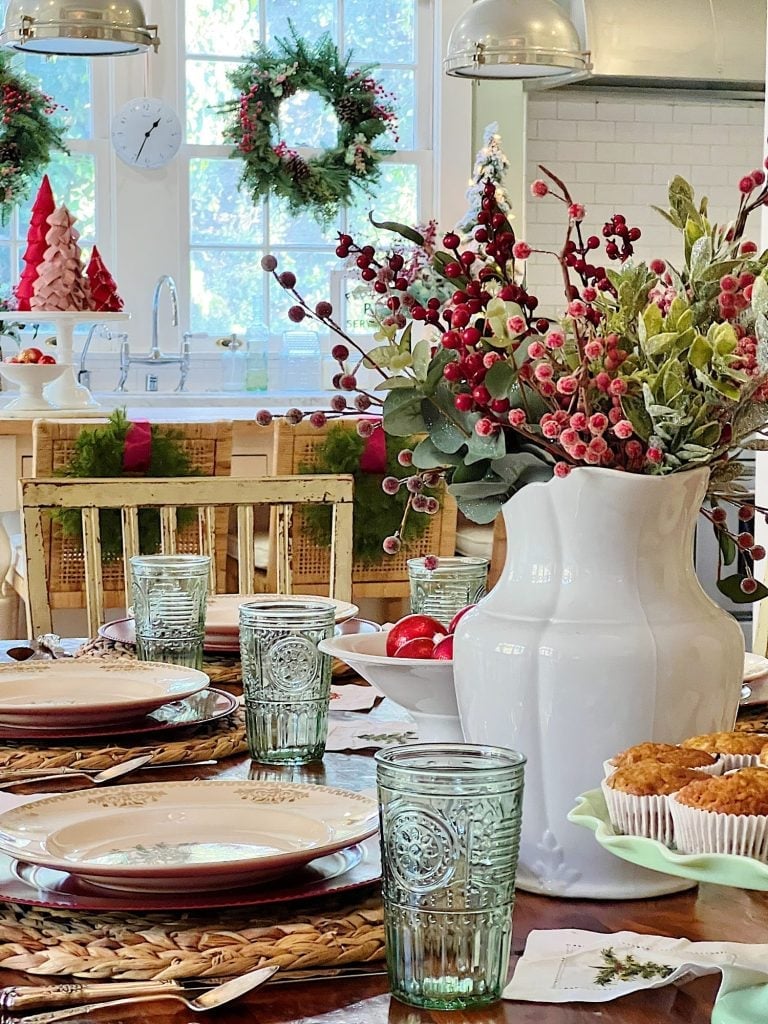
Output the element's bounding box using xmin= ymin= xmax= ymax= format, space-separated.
xmin=0 ymin=836 xmax=380 ymax=912
xmin=0 ymin=688 xmax=238 ymax=741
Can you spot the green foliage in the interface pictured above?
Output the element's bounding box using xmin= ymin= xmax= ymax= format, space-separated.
xmin=54 ymin=410 xmax=200 ymax=561
xmin=0 ymin=52 xmax=68 ymax=223
xmin=221 ymin=26 xmax=395 ymax=224
xmin=299 ymin=423 xmax=435 ymax=563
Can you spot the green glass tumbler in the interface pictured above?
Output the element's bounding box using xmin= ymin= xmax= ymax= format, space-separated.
xmin=407 ymin=556 xmax=489 ymax=628
xmin=129 ymin=555 xmax=210 ymax=670
xmin=375 ymin=743 xmax=526 ymax=1009
xmin=240 ymin=601 xmax=335 ymax=764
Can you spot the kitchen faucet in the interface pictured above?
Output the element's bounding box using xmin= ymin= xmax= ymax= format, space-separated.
xmin=116 ymin=275 xmax=190 ymax=392
xmin=77 ymin=323 xmax=111 ymax=390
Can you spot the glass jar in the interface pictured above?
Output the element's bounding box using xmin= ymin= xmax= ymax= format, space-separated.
xmin=408 ymin=556 xmax=490 ymax=627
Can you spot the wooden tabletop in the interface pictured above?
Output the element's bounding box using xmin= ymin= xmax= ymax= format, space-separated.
xmin=0 ymin=644 xmax=766 ymax=1022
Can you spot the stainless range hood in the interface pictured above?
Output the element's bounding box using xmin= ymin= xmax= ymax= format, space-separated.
xmin=565 ymin=0 xmax=765 ymax=95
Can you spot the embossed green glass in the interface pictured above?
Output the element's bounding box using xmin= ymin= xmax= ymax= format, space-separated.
xmin=375 ymin=743 xmax=526 ymax=1009
xmin=239 ymin=601 xmax=335 ymax=764
xmin=407 ymin=557 xmax=489 ymax=628
xmin=130 ymin=555 xmax=210 ymax=670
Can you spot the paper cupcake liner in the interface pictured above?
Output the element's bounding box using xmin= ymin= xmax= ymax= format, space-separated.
xmin=603 ymin=755 xmax=722 ymax=780
xmin=669 ymin=795 xmax=768 ymax=859
xmin=718 ymin=753 xmax=761 ymax=772
xmin=601 ymin=779 xmax=675 ymax=844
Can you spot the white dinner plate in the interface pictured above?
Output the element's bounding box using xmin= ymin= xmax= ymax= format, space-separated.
xmin=0 ymin=661 xmax=209 ymax=726
xmin=0 ymin=780 xmax=379 ymax=892
xmin=205 ymin=594 xmax=359 ymax=634
xmin=744 ymin=652 xmax=768 ymax=682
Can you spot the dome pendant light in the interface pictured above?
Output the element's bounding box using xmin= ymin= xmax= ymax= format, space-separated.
xmin=0 ymin=1 xmax=160 ymax=56
xmin=444 ymin=0 xmax=590 ymax=80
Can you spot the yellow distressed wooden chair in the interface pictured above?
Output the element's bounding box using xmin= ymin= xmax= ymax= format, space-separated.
xmin=256 ymin=419 xmax=457 ymax=601
xmin=20 ymin=474 xmax=354 ymax=639
xmin=15 ymin=419 xmax=234 ymax=615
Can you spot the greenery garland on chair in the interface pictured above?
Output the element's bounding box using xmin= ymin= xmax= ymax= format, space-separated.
xmin=299 ymin=423 xmax=438 ymax=564
xmin=221 ymin=28 xmax=397 ymax=224
xmin=0 ymin=52 xmax=67 ymax=223
xmin=53 ymin=410 xmax=200 ymax=561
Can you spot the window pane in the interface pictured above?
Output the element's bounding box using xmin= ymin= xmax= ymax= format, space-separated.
xmin=345 ymin=0 xmax=415 ymax=63
xmin=190 ymin=249 xmax=264 ymax=334
xmin=0 ymin=246 xmax=12 ymax=304
xmin=186 ymin=0 xmax=259 ymax=56
xmin=345 ymin=162 xmax=418 ymax=244
xmin=266 ymin=0 xmax=335 ymax=44
xmin=278 ymin=90 xmax=338 ymax=149
xmin=268 ymin=250 xmax=336 ymax=334
xmin=17 ymin=152 xmax=96 ymax=243
xmin=190 ymin=158 xmax=263 ymax=244
xmin=374 ymin=67 xmax=415 ymax=150
xmin=186 ymin=59 xmax=239 ymax=144
xmin=270 ymin=196 xmax=338 ymax=245
xmin=22 ymin=55 xmax=92 ymax=140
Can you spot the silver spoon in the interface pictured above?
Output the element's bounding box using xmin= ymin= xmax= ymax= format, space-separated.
xmin=0 ymin=754 xmax=155 ymax=789
xmin=14 ymin=966 xmax=279 ymax=1024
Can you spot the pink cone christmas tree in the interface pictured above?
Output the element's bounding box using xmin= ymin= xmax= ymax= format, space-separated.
xmin=31 ymin=205 xmax=91 ymax=312
xmin=14 ymin=175 xmax=56 ymax=311
xmin=85 ymin=245 xmax=124 ymax=312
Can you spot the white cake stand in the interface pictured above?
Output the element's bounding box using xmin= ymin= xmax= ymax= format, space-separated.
xmin=8 ymin=311 xmax=130 ymax=411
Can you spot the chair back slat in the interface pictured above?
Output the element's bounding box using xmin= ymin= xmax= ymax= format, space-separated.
xmin=22 ymin=504 xmax=52 ymax=637
xmin=201 ymin=507 xmax=217 ymax=593
xmin=160 ymin=507 xmax=178 ymax=553
xmin=81 ymin=507 xmax=105 ymax=637
xmin=20 ymin=475 xmax=354 ymax=640
xmin=274 ymin=503 xmax=293 ymax=595
xmin=121 ymin=507 xmax=141 ymax=608
xmin=236 ymin=504 xmax=255 ymax=594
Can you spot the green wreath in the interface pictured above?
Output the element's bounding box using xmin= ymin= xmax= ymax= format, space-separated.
xmin=222 ymin=28 xmax=397 ymax=224
xmin=299 ymin=423 xmax=438 ymax=564
xmin=53 ymin=410 xmax=200 ymax=561
xmin=0 ymin=52 xmax=67 ymax=224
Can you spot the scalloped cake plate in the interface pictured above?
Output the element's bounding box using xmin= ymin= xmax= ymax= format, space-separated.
xmin=0 ymin=780 xmax=379 ymax=893
xmin=0 ymin=661 xmax=209 ymax=726
xmin=568 ymin=789 xmax=768 ymax=891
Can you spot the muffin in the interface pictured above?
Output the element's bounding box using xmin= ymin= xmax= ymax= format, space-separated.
xmin=602 ymin=762 xmax=707 ymax=844
xmin=605 ymin=742 xmax=720 ymax=778
xmin=670 ymin=767 xmax=768 ymax=859
xmin=682 ymin=732 xmax=768 ymax=772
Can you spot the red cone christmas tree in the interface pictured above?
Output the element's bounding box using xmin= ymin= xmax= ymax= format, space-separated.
xmin=14 ymin=175 xmax=56 ymax=311
xmin=31 ymin=205 xmax=91 ymax=312
xmin=85 ymin=245 xmax=124 ymax=312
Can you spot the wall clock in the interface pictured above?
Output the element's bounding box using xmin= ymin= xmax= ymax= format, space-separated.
xmin=111 ymin=97 xmax=182 ymax=170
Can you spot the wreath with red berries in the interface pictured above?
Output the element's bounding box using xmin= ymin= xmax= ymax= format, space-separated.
xmin=0 ymin=52 xmax=67 ymax=224
xmin=221 ymin=27 xmax=397 ymax=224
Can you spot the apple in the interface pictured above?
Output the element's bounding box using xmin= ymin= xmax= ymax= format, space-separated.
xmin=386 ymin=613 xmax=446 ymax=657
xmin=38 ymin=354 xmax=57 ymax=364
xmin=432 ymin=634 xmax=454 ymax=660
xmin=393 ymin=636 xmax=436 ymax=659
xmin=448 ymin=604 xmax=476 ymax=634
xmin=18 ymin=347 xmax=43 ymax=364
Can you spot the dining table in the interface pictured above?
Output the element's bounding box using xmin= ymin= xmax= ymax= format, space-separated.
xmin=0 ymin=640 xmax=766 ymax=1024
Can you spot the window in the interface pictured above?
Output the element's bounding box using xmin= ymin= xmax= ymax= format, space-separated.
xmin=183 ymin=0 xmax=432 ymax=354
xmin=1 ymin=1 xmax=472 ymax=393
xmin=0 ymin=55 xmax=97 ymax=301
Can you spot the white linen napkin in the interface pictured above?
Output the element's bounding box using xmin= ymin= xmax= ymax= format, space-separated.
xmin=504 ymin=929 xmax=768 ymax=1007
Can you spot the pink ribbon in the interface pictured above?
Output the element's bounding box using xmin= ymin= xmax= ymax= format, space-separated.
xmin=359 ymin=419 xmax=387 ymax=474
xmin=122 ymin=420 xmax=152 ymax=473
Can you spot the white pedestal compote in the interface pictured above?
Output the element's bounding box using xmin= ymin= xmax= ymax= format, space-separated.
xmin=6 ymin=311 xmax=130 ymax=412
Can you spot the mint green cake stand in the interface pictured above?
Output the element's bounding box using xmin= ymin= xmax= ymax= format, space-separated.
xmin=569 ymin=790 xmax=768 ymax=1024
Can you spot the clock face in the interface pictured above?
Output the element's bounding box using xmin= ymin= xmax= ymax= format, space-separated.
xmin=111 ymin=97 xmax=182 ymax=170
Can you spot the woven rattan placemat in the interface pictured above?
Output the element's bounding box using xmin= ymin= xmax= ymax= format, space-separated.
xmin=0 ymin=708 xmax=247 ymax=772
xmin=0 ymin=895 xmax=384 ymax=980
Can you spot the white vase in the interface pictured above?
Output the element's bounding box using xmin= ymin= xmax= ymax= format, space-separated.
xmin=453 ymin=466 xmax=744 ymax=899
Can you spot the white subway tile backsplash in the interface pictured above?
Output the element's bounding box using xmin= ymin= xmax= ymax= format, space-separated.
xmin=523 ymin=89 xmax=763 ymax=315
